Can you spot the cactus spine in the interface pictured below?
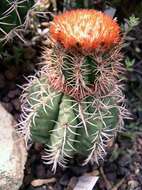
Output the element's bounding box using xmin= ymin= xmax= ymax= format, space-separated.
xmin=19 ymin=9 xmax=129 ymax=172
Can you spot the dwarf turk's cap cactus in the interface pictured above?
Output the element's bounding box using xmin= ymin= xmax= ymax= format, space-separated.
xmin=18 ymin=9 xmax=129 ymax=172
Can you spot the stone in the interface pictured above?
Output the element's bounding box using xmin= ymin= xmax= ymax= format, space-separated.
xmin=128 ymin=180 xmax=139 ymax=189
xmin=0 ymin=104 xmax=27 ymax=190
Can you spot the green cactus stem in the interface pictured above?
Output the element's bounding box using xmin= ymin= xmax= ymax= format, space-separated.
xmin=18 ymin=9 xmax=130 ymax=172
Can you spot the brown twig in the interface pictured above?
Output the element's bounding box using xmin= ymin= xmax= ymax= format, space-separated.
xmin=100 ymin=167 xmax=112 ymax=190
xmin=31 ymin=178 xmax=56 ymax=187
xmin=112 ymin=177 xmax=125 ymax=190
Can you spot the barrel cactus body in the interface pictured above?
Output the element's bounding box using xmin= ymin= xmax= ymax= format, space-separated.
xmin=19 ymin=9 xmax=129 ymax=172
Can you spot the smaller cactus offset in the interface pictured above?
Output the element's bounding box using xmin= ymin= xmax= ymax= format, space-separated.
xmin=19 ymin=9 xmax=129 ymax=172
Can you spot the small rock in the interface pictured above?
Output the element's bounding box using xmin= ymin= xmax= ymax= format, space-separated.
xmin=128 ymin=180 xmax=139 ymax=189
xmin=0 ymin=104 xmax=27 ymax=190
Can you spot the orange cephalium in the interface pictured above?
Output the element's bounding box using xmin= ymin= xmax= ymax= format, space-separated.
xmin=50 ymin=9 xmax=121 ymax=51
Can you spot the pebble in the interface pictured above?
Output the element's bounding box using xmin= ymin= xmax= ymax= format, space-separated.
xmin=128 ymin=180 xmax=139 ymax=189
xmin=0 ymin=104 xmax=27 ymax=190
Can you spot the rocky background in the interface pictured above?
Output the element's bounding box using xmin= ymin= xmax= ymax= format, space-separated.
xmin=0 ymin=0 xmax=142 ymax=190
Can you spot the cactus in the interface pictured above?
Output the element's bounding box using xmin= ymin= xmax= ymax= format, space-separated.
xmin=19 ymin=9 xmax=129 ymax=172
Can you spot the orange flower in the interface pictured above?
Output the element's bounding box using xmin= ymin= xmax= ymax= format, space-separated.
xmin=50 ymin=9 xmax=121 ymax=51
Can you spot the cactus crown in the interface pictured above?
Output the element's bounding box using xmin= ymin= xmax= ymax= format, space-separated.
xmin=18 ymin=9 xmax=129 ymax=172
xmin=50 ymin=9 xmax=121 ymax=51
xmin=44 ymin=10 xmax=122 ymax=101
